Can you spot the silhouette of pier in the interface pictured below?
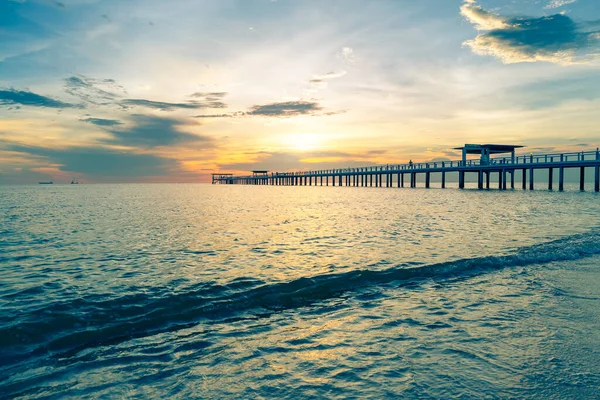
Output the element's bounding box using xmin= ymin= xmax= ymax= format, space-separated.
xmin=212 ymin=144 xmax=600 ymax=192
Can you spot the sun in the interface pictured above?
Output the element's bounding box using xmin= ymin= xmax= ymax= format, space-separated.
xmin=284 ymin=133 xmax=324 ymax=152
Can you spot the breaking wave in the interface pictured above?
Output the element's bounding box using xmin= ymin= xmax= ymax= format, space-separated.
xmin=2 ymin=229 xmax=600 ymax=371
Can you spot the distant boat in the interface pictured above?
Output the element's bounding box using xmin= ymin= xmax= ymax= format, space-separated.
xmin=71 ymin=178 xmax=79 ymax=184
xmin=39 ymin=181 xmax=53 ymax=185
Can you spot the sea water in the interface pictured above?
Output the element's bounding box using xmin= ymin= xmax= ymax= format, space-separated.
xmin=1 ymin=184 xmax=599 ymax=399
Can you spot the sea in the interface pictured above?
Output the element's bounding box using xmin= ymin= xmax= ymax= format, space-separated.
xmin=1 ymin=183 xmax=599 ymax=399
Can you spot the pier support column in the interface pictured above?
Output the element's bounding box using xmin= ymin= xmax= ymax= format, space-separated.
xmin=411 ymin=173 xmax=416 ymax=188
xmin=580 ymin=167 xmax=585 ymax=191
xmin=369 ymin=174 xmax=373 ymax=187
xmin=502 ymin=170 xmax=507 ymax=190
xmin=339 ymin=175 xmax=342 ymax=187
xmin=441 ymin=171 xmax=446 ymax=189
xmin=485 ymin=171 xmax=490 ymax=189
xmin=459 ymin=171 xmax=465 ymax=189
xmin=425 ymin=172 xmax=431 ymax=188
xmin=477 ymin=171 xmax=483 ymax=190
xmin=559 ymin=168 xmax=564 ymax=191
xmin=595 ymin=165 xmax=600 ymax=192
xmin=379 ymin=174 xmax=383 ymax=187
xmin=498 ymin=170 xmax=503 ymax=190
xmin=522 ymin=169 xmax=526 ymax=190
xmin=326 ymin=176 xmax=329 ymax=186
xmin=401 ymin=173 xmax=405 ymax=188
xmin=397 ymin=173 xmax=401 ymax=188
xmin=510 ymin=170 xmax=515 ymax=189
xmin=529 ymin=168 xmax=534 ymax=190
xmin=548 ymin=168 xmax=553 ymax=190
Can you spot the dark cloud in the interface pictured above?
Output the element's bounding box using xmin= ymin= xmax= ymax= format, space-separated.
xmin=188 ymin=91 xmax=228 ymax=108
xmin=193 ymin=111 xmax=245 ymax=118
xmin=192 ymin=101 xmax=341 ymax=118
xmin=105 ymin=114 xmax=213 ymax=148
xmin=189 ymin=92 xmax=228 ymax=98
xmin=0 ymin=89 xmax=78 ymax=108
xmin=121 ymin=98 xmax=226 ymax=111
xmin=64 ymin=75 xmax=126 ymax=105
xmin=461 ymin=0 xmax=600 ymax=64
xmin=80 ymin=117 xmax=123 ymax=126
xmin=4 ymin=143 xmax=174 ymax=178
xmin=366 ymin=149 xmax=388 ymax=156
xmin=248 ymin=101 xmax=323 ymax=117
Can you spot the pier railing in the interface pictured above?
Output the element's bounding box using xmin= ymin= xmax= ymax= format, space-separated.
xmin=213 ymin=149 xmax=600 ymax=191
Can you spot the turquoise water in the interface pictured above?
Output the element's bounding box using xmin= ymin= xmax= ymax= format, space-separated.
xmin=1 ymin=184 xmax=599 ymax=398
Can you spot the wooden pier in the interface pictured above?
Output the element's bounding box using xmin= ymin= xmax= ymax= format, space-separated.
xmin=212 ymin=145 xmax=600 ymax=192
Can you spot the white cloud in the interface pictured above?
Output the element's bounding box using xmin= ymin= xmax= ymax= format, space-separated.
xmin=460 ymin=0 xmax=510 ymax=30
xmin=545 ymin=0 xmax=577 ymax=9
xmin=461 ymin=0 xmax=600 ymax=65
xmin=337 ymin=47 xmax=356 ymax=64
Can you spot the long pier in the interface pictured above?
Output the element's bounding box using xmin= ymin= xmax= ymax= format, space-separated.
xmin=212 ymin=146 xmax=600 ymax=192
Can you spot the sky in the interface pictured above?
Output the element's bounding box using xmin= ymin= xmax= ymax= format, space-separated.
xmin=1 ymin=0 xmax=599 ymax=183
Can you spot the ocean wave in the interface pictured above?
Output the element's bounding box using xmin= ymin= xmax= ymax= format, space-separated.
xmin=2 ymin=229 xmax=600 ymax=371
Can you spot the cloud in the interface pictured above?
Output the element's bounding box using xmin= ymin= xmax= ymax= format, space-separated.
xmin=4 ymin=143 xmax=175 ymax=178
xmin=309 ymin=70 xmax=347 ymax=88
xmin=248 ymin=101 xmax=323 ymax=117
xmin=187 ymin=92 xmax=228 ymax=108
xmin=193 ymin=113 xmax=237 ymax=118
xmin=545 ymin=0 xmax=577 ymax=9
xmin=461 ymin=0 xmax=600 ymax=64
xmin=64 ymin=75 xmax=126 ymax=105
xmin=460 ymin=0 xmax=509 ymax=30
xmin=337 ymin=47 xmax=356 ymax=64
xmin=121 ymin=98 xmax=226 ymax=111
xmin=193 ymin=101 xmax=341 ymax=119
xmin=312 ymin=71 xmax=347 ymax=80
xmin=0 ymin=89 xmax=78 ymax=108
xmin=189 ymin=92 xmax=228 ymax=99
xmin=80 ymin=117 xmax=123 ymax=126
xmin=105 ymin=114 xmax=213 ymax=148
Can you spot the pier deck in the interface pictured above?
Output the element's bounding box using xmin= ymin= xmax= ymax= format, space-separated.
xmin=213 ymin=148 xmax=600 ymax=192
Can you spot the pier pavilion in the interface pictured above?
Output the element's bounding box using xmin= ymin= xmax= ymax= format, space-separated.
xmin=212 ymin=144 xmax=600 ymax=192
xmin=211 ymin=173 xmax=233 ymax=184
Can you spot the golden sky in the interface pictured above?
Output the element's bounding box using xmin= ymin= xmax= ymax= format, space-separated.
xmin=1 ymin=0 xmax=600 ymax=183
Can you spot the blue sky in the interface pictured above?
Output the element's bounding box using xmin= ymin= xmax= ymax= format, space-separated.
xmin=1 ymin=0 xmax=599 ymax=183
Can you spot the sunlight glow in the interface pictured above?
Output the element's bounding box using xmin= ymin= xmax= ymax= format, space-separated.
xmin=283 ymin=133 xmax=325 ymax=152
